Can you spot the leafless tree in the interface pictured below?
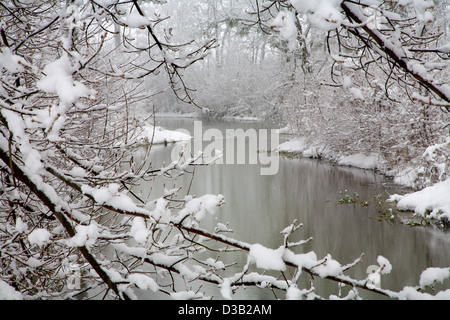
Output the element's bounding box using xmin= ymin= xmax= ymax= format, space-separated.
xmin=250 ymin=0 xmax=449 ymax=107
xmin=0 ymin=0 xmax=448 ymax=300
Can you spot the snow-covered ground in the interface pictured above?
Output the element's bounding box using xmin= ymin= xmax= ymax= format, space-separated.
xmin=222 ymin=115 xmax=261 ymax=122
xmin=136 ymin=125 xmax=192 ymax=145
xmin=0 ymin=280 xmax=23 ymax=300
xmin=154 ymin=112 xmax=199 ymax=118
xmin=277 ymin=138 xmax=344 ymax=164
xmin=388 ymin=179 xmax=450 ymax=221
xmin=338 ymin=153 xmax=380 ymax=170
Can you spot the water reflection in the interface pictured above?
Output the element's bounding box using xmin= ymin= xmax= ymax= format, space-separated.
xmin=133 ymin=117 xmax=450 ymax=300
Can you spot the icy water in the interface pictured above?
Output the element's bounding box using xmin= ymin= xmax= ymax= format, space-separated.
xmin=133 ymin=117 xmax=450 ymax=300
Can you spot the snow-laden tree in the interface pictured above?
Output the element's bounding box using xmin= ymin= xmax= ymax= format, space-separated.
xmin=0 ymin=0 xmax=220 ymax=300
xmin=252 ymin=0 xmax=450 ymax=189
xmin=258 ymin=0 xmax=449 ymax=105
xmin=1 ymin=0 xmax=449 ymax=300
xmin=137 ymin=0 xmax=290 ymax=119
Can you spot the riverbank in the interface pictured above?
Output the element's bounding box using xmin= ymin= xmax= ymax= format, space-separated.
xmin=135 ymin=125 xmax=192 ymax=145
xmin=140 ymin=116 xmax=450 ymax=299
xmin=141 ymin=112 xmax=450 ymax=227
xmin=276 ymin=134 xmax=450 ymax=225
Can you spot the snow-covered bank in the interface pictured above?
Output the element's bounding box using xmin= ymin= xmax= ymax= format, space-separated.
xmin=277 ymin=138 xmax=381 ymax=170
xmin=222 ymin=115 xmax=261 ymax=122
xmin=136 ymin=126 xmax=192 ymax=145
xmin=338 ymin=153 xmax=379 ymax=170
xmin=388 ymin=179 xmax=450 ymax=221
xmin=277 ymin=136 xmax=450 ymax=223
xmin=154 ymin=112 xmax=199 ymax=119
xmin=152 ymin=111 xmax=262 ymax=123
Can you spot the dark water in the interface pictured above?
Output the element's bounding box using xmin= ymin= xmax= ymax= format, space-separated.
xmin=132 ymin=117 xmax=450 ymax=300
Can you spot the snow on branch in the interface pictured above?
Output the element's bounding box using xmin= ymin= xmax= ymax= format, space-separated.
xmin=339 ymin=1 xmax=449 ymax=106
xmin=1 ymin=0 xmax=449 ymax=301
xmin=0 ymin=0 xmax=216 ymax=300
xmin=260 ymin=0 xmax=449 ymax=106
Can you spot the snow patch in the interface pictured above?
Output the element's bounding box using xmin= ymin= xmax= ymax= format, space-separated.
xmin=130 ymin=217 xmax=150 ymax=244
xmin=388 ymin=178 xmax=450 ymax=220
xmin=26 ymin=257 xmax=44 ymax=268
xmin=15 ymin=217 xmax=28 ymax=233
xmin=126 ymin=11 xmax=151 ymax=28
xmin=28 ymin=228 xmax=52 ymax=246
xmin=220 ymin=278 xmax=233 ymax=300
xmin=277 ymin=138 xmax=308 ymax=154
xmin=270 ymin=11 xmax=298 ymax=51
xmin=291 ymin=0 xmax=343 ymax=31
xmin=377 ymin=255 xmax=392 ymax=275
xmin=0 ymin=47 xmax=27 ymax=73
xmin=0 ymin=280 xmax=23 ymax=300
xmin=283 ymin=250 xmax=319 ymax=269
xmin=393 ymin=166 xmax=425 ymax=187
xmin=147 ymin=197 xmax=171 ymax=223
xmin=81 ymin=184 xmax=119 ymax=204
xmin=276 ymin=124 xmax=297 ymax=135
xmin=176 ymin=194 xmax=225 ymax=223
xmin=399 ymin=0 xmax=435 ymax=23
xmin=286 ymin=285 xmax=308 ymax=300
xmin=419 ymin=267 xmax=450 ymax=288
xmin=127 ymin=273 xmax=159 ymax=292
xmin=248 ymin=244 xmax=286 ymax=271
xmin=398 ymin=287 xmax=450 ymax=300
xmin=37 ymin=54 xmax=91 ymax=105
xmin=137 ymin=126 xmax=192 ymax=145
xmin=313 ymin=254 xmax=343 ymax=277
xmin=65 ymin=224 xmax=100 ymax=248
xmin=349 ymin=87 xmax=364 ymax=100
xmin=338 ymin=153 xmax=379 ymax=170
xmin=438 ymin=42 xmax=450 ymax=53
xmin=204 ymin=258 xmax=226 ymax=270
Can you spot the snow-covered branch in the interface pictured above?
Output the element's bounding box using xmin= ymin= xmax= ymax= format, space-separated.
xmin=1 ymin=0 xmax=449 ymax=301
xmin=261 ymin=0 xmax=449 ymax=106
xmin=339 ymin=1 xmax=449 ymax=106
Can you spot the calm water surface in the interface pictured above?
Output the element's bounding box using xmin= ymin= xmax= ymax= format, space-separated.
xmin=133 ymin=117 xmax=450 ymax=300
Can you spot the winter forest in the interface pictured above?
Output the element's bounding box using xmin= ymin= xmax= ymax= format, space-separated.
xmin=1 ymin=0 xmax=450 ymax=301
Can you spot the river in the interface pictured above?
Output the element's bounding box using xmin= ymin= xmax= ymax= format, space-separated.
xmin=132 ymin=117 xmax=450 ymax=300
